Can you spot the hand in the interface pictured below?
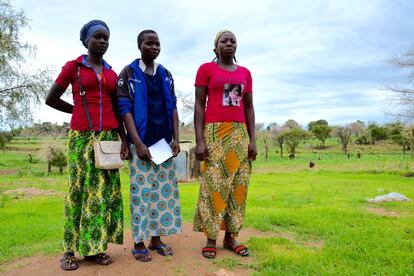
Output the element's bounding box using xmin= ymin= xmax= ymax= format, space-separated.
xmin=248 ymin=142 xmax=257 ymax=161
xmin=135 ymin=142 xmax=152 ymax=161
xmin=195 ymin=140 xmax=209 ymax=161
xmin=120 ymin=141 xmax=130 ymax=160
xmin=171 ymin=139 xmax=180 ymax=157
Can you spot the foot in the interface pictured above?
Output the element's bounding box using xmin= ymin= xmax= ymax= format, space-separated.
xmin=202 ymin=238 xmax=217 ymax=259
xmin=84 ymin=253 xmax=113 ymax=265
xmin=223 ymin=234 xmax=249 ymax=257
xmin=131 ymin=242 xmax=152 ymax=262
xmin=148 ymin=236 xmax=173 ymax=256
xmin=60 ymin=252 xmax=79 ymax=271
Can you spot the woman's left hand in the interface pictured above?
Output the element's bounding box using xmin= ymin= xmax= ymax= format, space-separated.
xmin=171 ymin=139 xmax=180 ymax=157
xmin=120 ymin=141 xmax=130 ymax=160
xmin=248 ymin=142 xmax=257 ymax=161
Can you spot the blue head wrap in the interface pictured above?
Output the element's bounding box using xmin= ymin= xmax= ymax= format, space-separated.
xmin=80 ymin=20 xmax=110 ymax=48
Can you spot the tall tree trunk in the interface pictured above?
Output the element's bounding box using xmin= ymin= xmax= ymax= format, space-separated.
xmin=411 ymin=129 xmax=414 ymax=158
xmin=411 ymin=141 xmax=414 ymax=157
xmin=263 ymin=137 xmax=268 ymax=161
xmin=342 ymin=143 xmax=348 ymax=154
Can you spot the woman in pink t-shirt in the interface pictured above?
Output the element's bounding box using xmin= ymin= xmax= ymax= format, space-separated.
xmin=193 ymin=30 xmax=257 ymax=259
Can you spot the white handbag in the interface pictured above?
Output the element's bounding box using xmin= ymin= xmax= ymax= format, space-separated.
xmin=93 ymin=140 xmax=124 ymax=170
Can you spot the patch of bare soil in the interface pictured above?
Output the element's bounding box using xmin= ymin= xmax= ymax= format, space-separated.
xmin=5 ymin=147 xmax=40 ymax=152
xmin=3 ymin=188 xmax=64 ymax=198
xmin=1 ymin=223 xmax=326 ymax=275
xmin=1 ymin=223 xmax=253 ymax=276
xmin=0 ymin=169 xmax=17 ymax=175
xmin=302 ymin=240 xmax=325 ymax=249
xmin=366 ymin=207 xmax=401 ymax=217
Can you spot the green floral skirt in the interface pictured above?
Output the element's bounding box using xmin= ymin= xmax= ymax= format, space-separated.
xmin=63 ymin=129 xmax=123 ymax=256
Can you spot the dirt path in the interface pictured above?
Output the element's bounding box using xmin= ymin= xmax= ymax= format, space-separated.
xmin=1 ymin=223 xmax=258 ymax=276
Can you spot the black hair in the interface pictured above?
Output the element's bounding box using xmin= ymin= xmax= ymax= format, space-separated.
xmin=226 ymin=84 xmax=242 ymax=95
xmin=137 ymin=30 xmax=157 ymax=49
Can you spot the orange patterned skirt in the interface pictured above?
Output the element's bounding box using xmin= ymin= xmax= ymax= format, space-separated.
xmin=193 ymin=122 xmax=251 ymax=240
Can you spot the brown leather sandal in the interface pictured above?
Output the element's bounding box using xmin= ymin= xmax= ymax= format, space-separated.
xmin=131 ymin=248 xmax=152 ymax=262
xmin=84 ymin=253 xmax=113 ymax=265
xmin=60 ymin=252 xmax=79 ymax=270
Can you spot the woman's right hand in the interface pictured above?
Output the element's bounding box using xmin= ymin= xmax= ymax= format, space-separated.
xmin=195 ymin=140 xmax=209 ymax=161
xmin=135 ymin=142 xmax=152 ymax=161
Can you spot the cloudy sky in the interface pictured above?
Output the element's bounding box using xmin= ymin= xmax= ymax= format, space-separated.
xmin=11 ymin=0 xmax=414 ymax=127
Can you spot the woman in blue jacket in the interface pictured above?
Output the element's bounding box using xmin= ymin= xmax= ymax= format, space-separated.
xmin=117 ymin=30 xmax=182 ymax=262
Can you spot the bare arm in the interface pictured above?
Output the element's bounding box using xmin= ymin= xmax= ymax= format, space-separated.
xmin=171 ymin=109 xmax=180 ymax=157
xmin=194 ymin=86 xmax=208 ymax=161
xmin=243 ymin=92 xmax=257 ymax=161
xmin=110 ymin=93 xmax=130 ymax=159
xmin=122 ymin=113 xmax=151 ymax=161
xmin=45 ymin=83 xmax=73 ymax=113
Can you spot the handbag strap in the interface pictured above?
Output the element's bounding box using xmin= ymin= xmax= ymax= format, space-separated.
xmin=77 ymin=65 xmax=93 ymax=131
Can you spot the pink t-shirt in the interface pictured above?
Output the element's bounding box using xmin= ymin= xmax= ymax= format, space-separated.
xmin=195 ymin=62 xmax=253 ymax=123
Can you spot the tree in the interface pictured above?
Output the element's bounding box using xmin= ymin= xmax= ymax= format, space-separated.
xmin=175 ymin=90 xmax=194 ymax=119
xmin=0 ymin=0 xmax=51 ymax=128
xmin=47 ymin=147 xmax=67 ymax=174
xmin=384 ymin=48 xmax=414 ymax=120
xmin=283 ymin=119 xmax=300 ymax=129
xmin=266 ymin=122 xmax=278 ymax=131
xmin=409 ymin=127 xmax=414 ymax=157
xmin=367 ymin=123 xmax=388 ymax=144
xmin=270 ymin=125 xmax=288 ymax=158
xmin=0 ymin=131 xmax=12 ymax=149
xmin=308 ymin=119 xmax=331 ymax=149
xmin=355 ymin=132 xmax=370 ymax=145
xmin=274 ymin=130 xmax=286 ymax=158
xmin=262 ymin=136 xmax=270 ymax=161
xmin=389 ymin=123 xmax=413 ymax=154
xmin=255 ymin=122 xmax=265 ymax=131
xmin=311 ymin=124 xmax=331 ymax=149
xmin=307 ymin=119 xmax=328 ymax=131
xmin=278 ymin=127 xmax=310 ymax=158
xmin=333 ymin=126 xmax=352 ymax=154
xmin=349 ymin=120 xmax=366 ymax=138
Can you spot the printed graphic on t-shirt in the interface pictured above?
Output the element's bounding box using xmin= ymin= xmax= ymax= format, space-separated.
xmin=222 ymin=83 xmax=244 ymax=107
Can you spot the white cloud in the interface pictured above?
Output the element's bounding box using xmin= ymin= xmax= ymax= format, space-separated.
xmin=9 ymin=0 xmax=414 ymax=127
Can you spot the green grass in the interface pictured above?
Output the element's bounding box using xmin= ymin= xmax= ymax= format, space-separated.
xmin=248 ymin=173 xmax=414 ymax=275
xmin=0 ymin=196 xmax=63 ymax=260
xmin=0 ymin=137 xmax=414 ymax=275
xmin=179 ymin=172 xmax=414 ymax=275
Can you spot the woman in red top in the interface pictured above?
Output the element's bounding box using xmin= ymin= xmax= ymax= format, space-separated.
xmin=193 ymin=30 xmax=257 ymax=259
xmin=45 ymin=20 xmax=129 ymax=270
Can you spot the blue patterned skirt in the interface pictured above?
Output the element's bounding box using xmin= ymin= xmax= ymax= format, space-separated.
xmin=129 ymin=144 xmax=182 ymax=243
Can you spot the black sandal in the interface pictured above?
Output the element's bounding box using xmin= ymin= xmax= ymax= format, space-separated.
xmin=60 ymin=252 xmax=79 ymax=271
xmin=131 ymin=248 xmax=152 ymax=262
xmin=84 ymin=253 xmax=113 ymax=265
xmin=148 ymin=244 xmax=174 ymax=256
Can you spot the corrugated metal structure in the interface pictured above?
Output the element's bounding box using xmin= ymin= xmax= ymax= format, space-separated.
xmin=175 ymin=141 xmax=199 ymax=182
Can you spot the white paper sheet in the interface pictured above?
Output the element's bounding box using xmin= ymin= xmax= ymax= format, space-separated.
xmin=148 ymin=138 xmax=173 ymax=165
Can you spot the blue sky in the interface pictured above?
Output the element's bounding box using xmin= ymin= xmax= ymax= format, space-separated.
xmin=11 ymin=0 xmax=414 ymax=127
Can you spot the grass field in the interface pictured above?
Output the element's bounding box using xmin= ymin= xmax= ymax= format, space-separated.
xmin=0 ymin=137 xmax=413 ymax=275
